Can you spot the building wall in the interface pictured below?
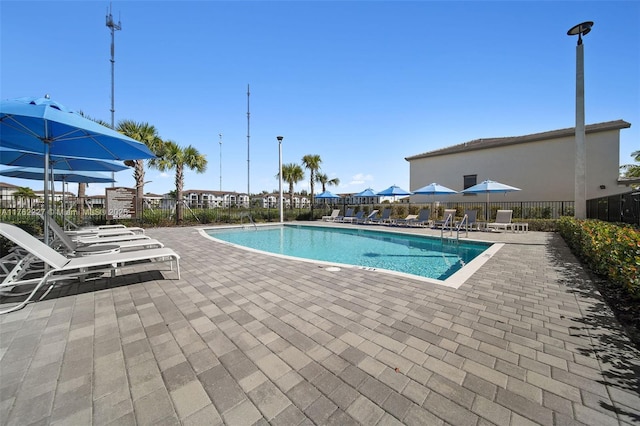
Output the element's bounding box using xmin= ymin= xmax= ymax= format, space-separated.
xmin=408 ymin=129 xmax=625 ymax=203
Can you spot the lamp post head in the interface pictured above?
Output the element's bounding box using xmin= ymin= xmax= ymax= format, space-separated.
xmin=567 ymin=21 xmax=593 ymax=45
xmin=276 ymin=136 xmax=283 ymax=142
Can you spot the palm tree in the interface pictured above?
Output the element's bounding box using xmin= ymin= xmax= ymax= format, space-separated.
xmin=620 ymin=150 xmax=640 ymax=188
xmin=117 ymin=120 xmax=164 ymax=219
xmin=316 ymin=173 xmax=340 ymax=193
xmin=155 ymin=140 xmax=207 ymax=223
xmin=13 ymin=186 xmax=37 ymax=209
xmin=302 ymin=154 xmax=322 ymax=216
xmin=280 ymin=163 xmax=305 ymax=209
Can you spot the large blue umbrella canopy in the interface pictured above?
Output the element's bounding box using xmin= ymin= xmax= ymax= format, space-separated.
xmin=461 ymin=179 xmax=521 ymax=194
xmin=412 ymin=183 xmax=458 ymax=219
xmin=0 ymin=97 xmax=155 ymax=160
xmin=354 ymin=188 xmax=377 ymax=197
xmin=315 ymin=190 xmax=341 ymax=199
xmin=0 ymin=148 xmax=129 ymax=172
xmin=1 ymin=96 xmax=154 ymax=242
xmin=412 ymin=182 xmax=458 ymax=195
xmin=461 ymin=180 xmax=521 ymax=220
xmin=0 ymin=167 xmax=116 ymax=183
xmin=377 ymin=185 xmax=411 ymax=203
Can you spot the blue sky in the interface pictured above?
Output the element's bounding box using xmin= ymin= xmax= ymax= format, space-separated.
xmin=1 ymin=1 xmax=638 ymax=197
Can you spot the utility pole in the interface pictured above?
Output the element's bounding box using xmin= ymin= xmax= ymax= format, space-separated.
xmin=219 ymin=133 xmax=223 ymax=191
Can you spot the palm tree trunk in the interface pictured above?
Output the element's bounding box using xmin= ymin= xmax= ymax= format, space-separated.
xmin=77 ymin=183 xmax=86 ymax=222
xmin=135 ymin=160 xmax=145 ymax=221
xmin=176 ymin=165 xmax=184 ymax=224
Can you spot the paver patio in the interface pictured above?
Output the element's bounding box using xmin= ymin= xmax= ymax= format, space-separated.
xmin=1 ymin=224 xmax=639 ymax=425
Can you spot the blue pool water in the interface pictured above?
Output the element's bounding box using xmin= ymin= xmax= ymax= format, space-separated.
xmin=205 ymin=224 xmax=492 ymax=281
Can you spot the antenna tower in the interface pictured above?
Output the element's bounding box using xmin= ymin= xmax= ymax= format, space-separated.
xmin=106 ymin=3 xmax=121 ymax=128
xmin=247 ymin=84 xmax=251 ymax=202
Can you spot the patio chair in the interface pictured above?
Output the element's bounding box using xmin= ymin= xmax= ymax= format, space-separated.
xmin=335 ymin=207 xmax=354 ymax=222
xmin=369 ymin=207 xmax=392 ymax=225
xmin=342 ymin=211 xmax=364 ymax=223
xmin=391 ymin=214 xmax=417 ymax=227
xmin=47 ymin=217 xmax=164 ymax=254
xmin=433 ymin=209 xmax=456 ymax=229
xmin=356 ymin=209 xmax=379 ymax=224
xmin=487 ymin=210 xmax=514 ymax=232
xmin=407 ymin=208 xmax=432 ymax=227
xmin=455 ymin=210 xmax=478 ymax=231
xmin=321 ymin=209 xmax=341 ymax=222
xmin=0 ymin=222 xmax=180 ymax=315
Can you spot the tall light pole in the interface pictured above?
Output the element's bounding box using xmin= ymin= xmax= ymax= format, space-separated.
xmin=567 ymin=21 xmax=593 ymax=219
xmin=219 ymin=133 xmax=223 ymax=191
xmin=277 ymin=136 xmax=284 ymax=223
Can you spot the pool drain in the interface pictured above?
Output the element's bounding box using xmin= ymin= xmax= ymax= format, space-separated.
xmin=325 ymin=267 xmax=341 ymax=272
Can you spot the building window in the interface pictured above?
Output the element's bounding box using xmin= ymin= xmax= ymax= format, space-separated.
xmin=463 ymin=175 xmax=477 ymax=195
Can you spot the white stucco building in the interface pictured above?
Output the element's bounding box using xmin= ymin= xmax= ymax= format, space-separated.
xmin=406 ymin=120 xmax=631 ymax=203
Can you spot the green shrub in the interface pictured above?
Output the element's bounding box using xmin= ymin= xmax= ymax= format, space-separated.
xmin=558 ymin=217 xmax=640 ymax=298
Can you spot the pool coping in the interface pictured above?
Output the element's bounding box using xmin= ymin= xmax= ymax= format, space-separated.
xmin=198 ymin=223 xmax=504 ymax=289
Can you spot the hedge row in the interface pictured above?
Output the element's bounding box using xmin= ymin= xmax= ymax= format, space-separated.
xmin=558 ymin=217 xmax=640 ymax=298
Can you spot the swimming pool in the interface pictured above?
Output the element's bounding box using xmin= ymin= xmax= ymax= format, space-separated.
xmin=203 ymin=224 xmax=502 ymax=288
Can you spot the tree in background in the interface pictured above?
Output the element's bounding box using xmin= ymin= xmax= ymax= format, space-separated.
xmin=620 ymin=150 xmax=640 ymax=189
xmin=117 ymin=120 xmax=164 ymax=220
xmin=155 ymin=141 xmax=207 ymax=223
xmin=13 ymin=187 xmax=37 ymax=209
xmin=316 ymin=172 xmax=340 ymax=193
xmin=280 ymin=163 xmax=305 ymax=209
xmin=302 ymin=154 xmax=322 ymax=217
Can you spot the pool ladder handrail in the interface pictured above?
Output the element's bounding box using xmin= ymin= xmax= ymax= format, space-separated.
xmin=240 ymin=213 xmax=257 ymax=230
xmin=440 ymin=213 xmax=454 ymax=241
xmin=455 ymin=214 xmax=470 ymax=240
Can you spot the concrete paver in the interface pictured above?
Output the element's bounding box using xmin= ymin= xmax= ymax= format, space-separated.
xmin=1 ymin=223 xmax=639 ymax=425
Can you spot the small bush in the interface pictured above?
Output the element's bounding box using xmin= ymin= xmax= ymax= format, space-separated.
xmin=558 ymin=217 xmax=640 ymax=298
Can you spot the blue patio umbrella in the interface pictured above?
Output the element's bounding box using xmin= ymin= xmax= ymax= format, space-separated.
xmin=412 ymin=182 xmax=458 ymax=195
xmin=354 ymin=188 xmax=377 ymax=197
xmin=412 ymin=182 xmax=458 ymax=219
xmin=0 ymin=167 xmax=116 ymax=184
xmin=377 ymin=185 xmax=411 ymax=202
xmin=0 ymin=148 xmax=129 ymax=172
xmin=1 ymin=96 xmax=155 ymax=242
xmin=315 ymin=190 xmax=341 ymax=200
xmin=461 ymin=180 xmax=521 ymax=220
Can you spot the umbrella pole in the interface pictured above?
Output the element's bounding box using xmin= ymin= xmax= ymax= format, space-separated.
xmin=486 ymin=193 xmax=490 ymax=221
xmin=43 ymin=139 xmax=50 ymax=244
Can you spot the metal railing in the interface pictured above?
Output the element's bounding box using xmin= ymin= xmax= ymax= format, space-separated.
xmin=587 ymin=191 xmax=639 ymax=225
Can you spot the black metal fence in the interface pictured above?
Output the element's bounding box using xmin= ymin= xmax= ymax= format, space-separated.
xmin=1 ymin=199 xmax=579 ymax=228
xmin=587 ymin=191 xmax=639 ymax=226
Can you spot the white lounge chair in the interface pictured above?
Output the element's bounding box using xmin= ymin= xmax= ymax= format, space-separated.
xmin=0 ymin=222 xmax=180 ymax=314
xmin=48 ymin=217 xmax=164 ymax=254
xmin=321 ymin=209 xmax=341 ymax=222
xmin=487 ymin=210 xmax=514 ymax=232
